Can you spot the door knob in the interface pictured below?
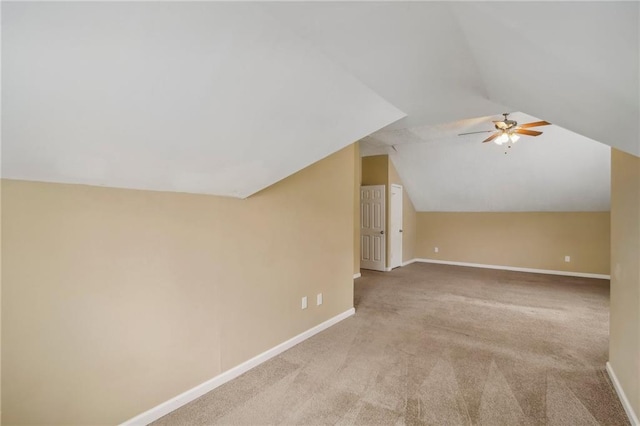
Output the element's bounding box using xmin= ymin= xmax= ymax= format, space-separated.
xmin=399 ymin=229 xmax=403 ymax=233
xmin=380 ymin=230 xmax=384 ymax=235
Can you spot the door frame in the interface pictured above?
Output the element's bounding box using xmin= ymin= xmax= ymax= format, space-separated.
xmin=389 ymin=184 xmax=403 ymax=269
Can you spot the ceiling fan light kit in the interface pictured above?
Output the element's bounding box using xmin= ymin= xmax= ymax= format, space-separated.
xmin=495 ymin=132 xmax=519 ymax=145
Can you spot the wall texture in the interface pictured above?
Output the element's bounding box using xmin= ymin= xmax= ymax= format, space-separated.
xmin=609 ymin=148 xmax=640 ymax=418
xmin=415 ymin=212 xmax=610 ymax=275
xmin=1 ymin=145 xmax=357 ymax=425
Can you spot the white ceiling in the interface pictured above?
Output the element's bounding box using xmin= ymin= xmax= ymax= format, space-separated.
xmin=3 ymin=2 xmax=637 ymax=210
xmin=450 ymin=2 xmax=639 ymax=157
xmin=266 ymin=1 xmax=636 ymax=211
xmin=267 ymin=1 xmax=639 ymax=156
xmin=266 ymin=2 xmax=509 ymax=129
xmin=2 ymin=2 xmax=404 ymax=198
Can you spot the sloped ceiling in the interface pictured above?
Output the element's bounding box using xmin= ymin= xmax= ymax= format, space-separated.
xmin=3 ymin=2 xmax=638 ymax=210
xmin=267 ymin=1 xmax=637 ymax=211
xmin=2 ymin=2 xmax=405 ymax=198
xmin=266 ymin=2 xmax=509 ymax=129
xmin=451 ymin=2 xmax=639 ymax=157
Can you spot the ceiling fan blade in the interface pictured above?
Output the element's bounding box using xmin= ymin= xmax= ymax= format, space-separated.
xmin=514 ymin=129 xmax=542 ymax=136
xmin=482 ymin=133 xmax=499 ymax=143
xmin=519 ymin=120 xmax=551 ymax=129
xmin=458 ymin=130 xmax=494 ymax=136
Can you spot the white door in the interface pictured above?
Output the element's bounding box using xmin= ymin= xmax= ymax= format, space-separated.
xmin=360 ymin=185 xmax=386 ymax=271
xmin=390 ymin=184 xmax=403 ymax=269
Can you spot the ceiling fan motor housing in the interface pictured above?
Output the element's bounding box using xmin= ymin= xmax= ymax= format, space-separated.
xmin=495 ymin=113 xmax=517 ymax=131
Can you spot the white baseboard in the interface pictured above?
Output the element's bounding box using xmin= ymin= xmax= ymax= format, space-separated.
xmin=413 ymin=258 xmax=610 ymax=280
xmin=353 ymin=273 xmax=361 ymax=279
xmin=120 ymin=307 xmax=356 ymax=426
xmin=402 ymin=258 xmax=418 ymax=267
xmin=606 ymin=362 xmax=639 ymax=426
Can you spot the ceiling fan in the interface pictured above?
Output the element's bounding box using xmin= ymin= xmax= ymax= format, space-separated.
xmin=458 ymin=113 xmax=551 ymax=146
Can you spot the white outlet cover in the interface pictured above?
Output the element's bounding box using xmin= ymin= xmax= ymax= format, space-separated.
xmin=434 ymin=247 xmax=439 ymax=253
xmin=317 ymin=293 xmax=323 ymax=306
xmin=301 ymin=296 xmax=308 ymax=310
xmin=565 ymin=256 xmax=571 ymax=262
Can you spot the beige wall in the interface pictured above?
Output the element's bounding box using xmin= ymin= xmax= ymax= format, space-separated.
xmin=609 ymin=148 xmax=640 ymax=417
xmin=415 ymin=212 xmax=610 ymax=275
xmin=1 ymin=145 xmax=357 ymax=425
xmin=361 ymin=155 xmax=388 ymax=186
xmin=360 ymin=155 xmax=417 ymax=268
xmin=353 ymin=143 xmax=361 ymax=275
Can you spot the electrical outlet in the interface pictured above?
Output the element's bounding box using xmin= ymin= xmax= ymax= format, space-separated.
xmin=434 ymin=247 xmax=439 ymax=253
xmin=301 ymin=296 xmax=308 ymax=309
xmin=564 ymin=256 xmax=571 ymax=263
xmin=317 ymin=293 xmax=323 ymax=306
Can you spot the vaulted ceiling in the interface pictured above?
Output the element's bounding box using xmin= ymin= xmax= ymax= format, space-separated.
xmin=2 ymin=2 xmax=404 ymax=198
xmin=3 ymin=2 xmax=638 ymax=211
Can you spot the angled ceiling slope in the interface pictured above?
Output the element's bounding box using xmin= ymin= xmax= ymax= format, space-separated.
xmin=2 ymin=2 xmax=405 ymax=198
xmin=269 ymin=1 xmax=639 ymax=156
xmin=451 ymin=2 xmax=639 ymax=157
xmin=265 ymin=2 xmax=633 ymax=212
xmin=266 ymin=2 xmax=508 ymax=129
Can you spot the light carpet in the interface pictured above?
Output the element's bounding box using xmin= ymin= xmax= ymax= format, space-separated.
xmin=154 ymin=263 xmax=628 ymax=425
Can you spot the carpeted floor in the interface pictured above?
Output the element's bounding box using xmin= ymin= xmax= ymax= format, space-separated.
xmin=154 ymin=263 xmax=629 ymax=425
